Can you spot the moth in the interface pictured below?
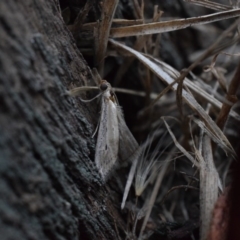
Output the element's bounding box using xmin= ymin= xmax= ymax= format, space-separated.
xmin=69 ymin=71 xmax=140 ymax=181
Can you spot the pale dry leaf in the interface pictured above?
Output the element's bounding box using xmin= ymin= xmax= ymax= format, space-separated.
xmin=184 ymin=0 xmax=232 ymax=11
xmin=197 ymin=135 xmax=220 ymax=240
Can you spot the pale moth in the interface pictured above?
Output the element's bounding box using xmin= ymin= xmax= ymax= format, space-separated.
xmin=69 ymin=70 xmax=140 ymax=181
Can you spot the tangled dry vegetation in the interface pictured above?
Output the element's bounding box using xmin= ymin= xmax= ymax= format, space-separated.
xmin=61 ymin=0 xmax=240 ymax=239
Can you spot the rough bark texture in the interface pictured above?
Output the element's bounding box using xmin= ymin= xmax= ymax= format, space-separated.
xmin=0 ymin=0 xmax=120 ymax=239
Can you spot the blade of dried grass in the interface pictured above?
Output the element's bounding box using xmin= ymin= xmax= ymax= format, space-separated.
xmin=79 ymin=19 xmax=144 ymax=29
xmin=112 ymin=19 xmax=144 ymax=26
xmin=163 ymin=118 xmax=200 ymax=168
xmin=198 ymin=135 xmax=220 ymax=240
xmin=203 ymin=110 xmax=219 ymax=238
xmin=109 ymin=39 xmax=236 ymax=156
xmin=184 ymin=0 xmax=232 ymax=11
xmin=110 ymin=9 xmax=240 ymax=38
xmin=121 ymin=147 xmax=142 ymax=209
xmin=191 ymin=116 xmax=234 ymax=154
xmin=139 ymin=151 xmax=171 ymax=239
xmin=203 ymin=54 xmax=230 ymax=93
xmin=194 ymin=81 xmax=223 ymax=240
xmin=94 ymin=0 xmax=118 ymax=76
xmin=132 ymin=0 xmax=142 ymax=19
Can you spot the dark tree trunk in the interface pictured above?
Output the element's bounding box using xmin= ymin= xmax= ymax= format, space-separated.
xmin=0 ymin=0 xmax=120 ymax=239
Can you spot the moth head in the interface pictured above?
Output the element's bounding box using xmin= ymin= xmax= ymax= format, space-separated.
xmin=99 ymin=80 xmax=111 ymax=92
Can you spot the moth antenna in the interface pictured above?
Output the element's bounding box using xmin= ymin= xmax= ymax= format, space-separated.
xmin=78 ymin=92 xmax=103 ymax=103
xmin=68 ymin=86 xmax=98 ymax=97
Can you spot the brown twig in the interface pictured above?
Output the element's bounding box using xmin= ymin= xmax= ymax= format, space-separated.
xmin=73 ymin=0 xmax=94 ymax=30
xmin=216 ymin=60 xmax=240 ymax=130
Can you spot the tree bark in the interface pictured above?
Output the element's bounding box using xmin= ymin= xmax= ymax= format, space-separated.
xmin=0 ymin=0 xmax=120 ymax=239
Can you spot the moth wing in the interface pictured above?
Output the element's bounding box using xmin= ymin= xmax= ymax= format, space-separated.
xmin=95 ymin=97 xmax=119 ymax=180
xmin=117 ymin=107 xmax=139 ymax=164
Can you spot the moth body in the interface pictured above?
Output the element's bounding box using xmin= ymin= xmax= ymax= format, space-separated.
xmin=69 ymin=78 xmax=139 ymax=182
xmin=95 ymin=81 xmax=120 ymax=180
